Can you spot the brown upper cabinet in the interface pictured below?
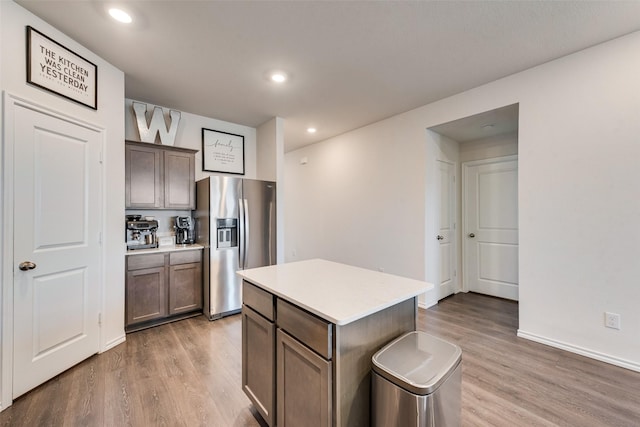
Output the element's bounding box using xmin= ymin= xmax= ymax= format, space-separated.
xmin=125 ymin=140 xmax=197 ymax=209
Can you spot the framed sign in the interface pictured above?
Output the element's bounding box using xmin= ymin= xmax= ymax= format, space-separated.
xmin=26 ymin=26 xmax=98 ymax=110
xmin=202 ymin=128 xmax=245 ymax=175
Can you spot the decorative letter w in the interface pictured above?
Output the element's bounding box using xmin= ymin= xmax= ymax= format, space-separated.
xmin=132 ymin=101 xmax=182 ymax=146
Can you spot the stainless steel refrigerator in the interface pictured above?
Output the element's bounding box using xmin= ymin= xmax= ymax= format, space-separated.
xmin=195 ymin=176 xmax=276 ymax=320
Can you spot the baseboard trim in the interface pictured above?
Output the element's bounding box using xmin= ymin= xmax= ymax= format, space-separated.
xmin=517 ymin=330 xmax=640 ymax=373
xmin=418 ymin=300 xmax=437 ymax=310
xmin=101 ymin=334 xmax=126 ymax=353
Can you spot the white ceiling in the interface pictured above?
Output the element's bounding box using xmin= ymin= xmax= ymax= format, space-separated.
xmin=15 ymin=1 xmax=640 ymax=152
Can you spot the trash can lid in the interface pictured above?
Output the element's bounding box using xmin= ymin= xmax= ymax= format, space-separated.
xmin=372 ymin=331 xmax=462 ymax=395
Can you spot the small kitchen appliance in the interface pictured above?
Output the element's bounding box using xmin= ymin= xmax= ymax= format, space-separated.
xmin=126 ymin=218 xmax=158 ymax=250
xmin=174 ymin=216 xmax=194 ymax=244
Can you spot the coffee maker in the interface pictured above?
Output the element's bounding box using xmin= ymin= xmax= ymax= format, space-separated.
xmin=174 ymin=216 xmax=194 ymax=244
xmin=126 ymin=216 xmax=158 ymax=250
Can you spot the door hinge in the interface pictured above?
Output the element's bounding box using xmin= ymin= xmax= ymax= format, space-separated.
xmin=99 ymin=150 xmax=103 ymax=164
xmin=98 ymin=312 xmax=102 ymax=325
xmin=98 ymin=231 xmax=103 ymax=245
xmin=454 ymin=269 xmax=457 ymax=277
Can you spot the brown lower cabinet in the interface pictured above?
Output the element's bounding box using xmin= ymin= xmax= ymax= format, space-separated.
xmin=126 ymin=250 xmax=202 ymax=332
xmin=126 ymin=266 xmax=167 ymax=324
xmin=169 ymin=262 xmax=203 ymax=314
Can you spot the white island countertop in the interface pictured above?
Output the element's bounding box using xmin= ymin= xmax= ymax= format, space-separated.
xmin=237 ymin=259 xmax=433 ymax=326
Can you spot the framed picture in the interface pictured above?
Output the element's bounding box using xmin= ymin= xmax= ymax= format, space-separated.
xmin=26 ymin=26 xmax=98 ymax=110
xmin=202 ymin=128 xmax=245 ymax=175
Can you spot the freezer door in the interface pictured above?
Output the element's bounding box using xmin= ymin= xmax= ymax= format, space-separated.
xmin=197 ymin=176 xmax=243 ymax=319
xmin=242 ymin=179 xmax=277 ymax=269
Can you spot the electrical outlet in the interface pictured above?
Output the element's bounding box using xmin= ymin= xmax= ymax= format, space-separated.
xmin=605 ymin=312 xmax=621 ymax=330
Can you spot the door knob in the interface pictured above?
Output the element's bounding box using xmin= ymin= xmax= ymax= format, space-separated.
xmin=436 ymin=235 xmax=444 ymax=240
xmin=468 ymin=233 xmax=475 ymax=238
xmin=18 ymin=261 xmax=37 ymax=271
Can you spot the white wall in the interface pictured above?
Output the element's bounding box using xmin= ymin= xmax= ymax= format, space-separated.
xmin=285 ymin=117 xmax=428 ymax=279
xmin=0 ymin=0 xmax=5 ymax=411
xmin=1 ymin=1 xmax=125 ymax=408
xmin=285 ymin=32 xmax=640 ymax=371
xmin=257 ymin=118 xmax=278 ymax=182
xmin=124 ymin=99 xmax=257 ymax=181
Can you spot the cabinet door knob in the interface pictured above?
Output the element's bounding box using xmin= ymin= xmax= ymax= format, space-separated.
xmin=436 ymin=235 xmax=444 ymax=240
xmin=468 ymin=233 xmax=475 ymax=238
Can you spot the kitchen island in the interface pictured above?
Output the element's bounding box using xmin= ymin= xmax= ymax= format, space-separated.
xmin=237 ymin=259 xmax=433 ymax=427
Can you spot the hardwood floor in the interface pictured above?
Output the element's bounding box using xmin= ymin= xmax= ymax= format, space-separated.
xmin=1 ymin=292 xmax=639 ymax=426
xmin=419 ymin=293 xmax=640 ymax=427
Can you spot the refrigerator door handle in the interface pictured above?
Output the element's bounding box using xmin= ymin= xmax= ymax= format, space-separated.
xmin=238 ymin=198 xmax=246 ymax=269
xmin=269 ymin=201 xmax=275 ymax=265
xmin=243 ymin=198 xmax=250 ymax=268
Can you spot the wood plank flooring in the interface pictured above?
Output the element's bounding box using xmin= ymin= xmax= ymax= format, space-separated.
xmin=1 ymin=292 xmax=639 ymax=426
xmin=418 ymin=293 xmax=640 ymax=427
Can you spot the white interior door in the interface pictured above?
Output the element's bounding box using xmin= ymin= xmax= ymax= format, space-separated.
xmin=437 ymin=160 xmax=457 ymax=300
xmin=463 ymin=156 xmax=518 ymax=300
xmin=12 ymin=104 xmax=102 ymax=398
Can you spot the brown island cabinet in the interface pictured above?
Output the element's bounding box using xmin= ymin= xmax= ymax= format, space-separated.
xmin=238 ymin=259 xmax=433 ymax=427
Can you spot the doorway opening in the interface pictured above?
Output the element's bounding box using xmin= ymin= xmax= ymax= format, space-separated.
xmin=424 ymin=104 xmax=519 ymax=306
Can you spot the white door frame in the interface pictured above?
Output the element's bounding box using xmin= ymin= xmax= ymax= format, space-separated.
xmin=461 ymin=154 xmax=518 ymax=294
xmin=1 ymin=92 xmax=106 ymax=410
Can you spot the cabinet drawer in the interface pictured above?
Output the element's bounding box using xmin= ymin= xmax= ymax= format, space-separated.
xmin=277 ymin=299 xmax=332 ymax=359
xmin=127 ymin=253 xmax=166 ymax=271
xmin=243 ymin=281 xmax=275 ymax=321
xmin=170 ymin=250 xmax=201 ymax=265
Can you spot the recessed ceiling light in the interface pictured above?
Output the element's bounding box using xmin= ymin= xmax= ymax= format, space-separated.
xmin=307 ymin=127 xmax=317 ymax=134
xmin=271 ymin=72 xmax=287 ymax=83
xmin=109 ymin=8 xmax=132 ymax=24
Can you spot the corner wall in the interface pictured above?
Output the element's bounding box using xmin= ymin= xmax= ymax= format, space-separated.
xmin=257 ymin=117 xmax=286 ymax=264
xmin=1 ymin=1 xmax=125 ymax=408
xmin=285 ymin=31 xmax=640 ymax=370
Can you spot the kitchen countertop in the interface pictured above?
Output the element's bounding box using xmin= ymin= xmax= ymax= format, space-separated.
xmin=125 ymin=243 xmax=204 ymax=256
xmin=237 ymin=259 xmax=433 ymax=326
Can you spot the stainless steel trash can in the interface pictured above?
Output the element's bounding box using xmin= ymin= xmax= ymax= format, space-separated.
xmin=371 ymin=331 xmax=462 ymax=427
